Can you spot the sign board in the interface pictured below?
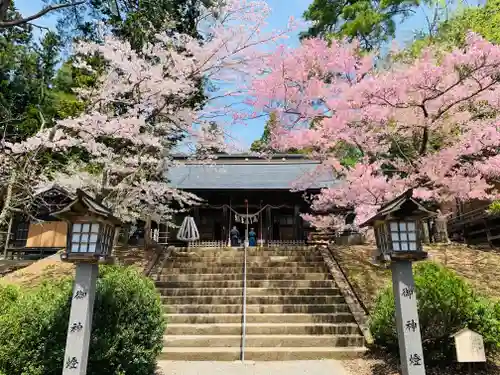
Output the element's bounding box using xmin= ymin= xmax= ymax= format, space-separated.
xmin=452 ymin=328 xmax=486 ymax=363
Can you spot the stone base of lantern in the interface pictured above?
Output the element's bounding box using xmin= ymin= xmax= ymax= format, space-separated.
xmin=60 ymin=252 xmax=115 ymax=265
xmin=390 ymin=251 xmax=428 ymax=262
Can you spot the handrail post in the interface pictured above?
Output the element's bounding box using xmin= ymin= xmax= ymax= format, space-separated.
xmin=241 ymin=233 xmax=248 ymax=361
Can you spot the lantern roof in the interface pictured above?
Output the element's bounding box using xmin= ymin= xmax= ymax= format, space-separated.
xmin=360 ymin=189 xmax=436 ymax=228
xmin=52 ymin=189 xmax=121 ymax=225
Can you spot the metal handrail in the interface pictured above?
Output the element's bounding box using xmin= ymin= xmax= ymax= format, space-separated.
xmin=143 ymin=245 xmax=173 ymax=278
xmin=448 ymin=204 xmax=491 ymax=225
xmin=241 ymin=244 xmax=248 ymax=362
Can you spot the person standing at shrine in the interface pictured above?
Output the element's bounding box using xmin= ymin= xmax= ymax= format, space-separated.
xmin=230 ymin=226 xmax=240 ymax=247
xmin=249 ymin=228 xmax=257 ymax=247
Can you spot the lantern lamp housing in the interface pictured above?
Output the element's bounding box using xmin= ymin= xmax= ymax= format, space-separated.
xmin=360 ymin=189 xmax=436 ymax=263
xmin=52 ymin=189 xmax=121 ymax=264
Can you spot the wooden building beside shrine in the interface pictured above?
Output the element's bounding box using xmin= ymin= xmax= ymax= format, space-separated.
xmin=166 ymin=153 xmax=339 ymax=247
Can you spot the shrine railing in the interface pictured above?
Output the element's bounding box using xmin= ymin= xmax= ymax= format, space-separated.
xmin=188 ymin=241 xmax=228 ymax=248
xmin=267 ymin=240 xmax=306 ymax=247
xmin=185 ymin=240 xmax=308 ymax=248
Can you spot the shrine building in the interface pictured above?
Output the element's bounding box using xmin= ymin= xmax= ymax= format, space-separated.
xmin=2 ymin=154 xmax=340 ymax=260
xmin=166 ymin=153 xmax=339 ymax=247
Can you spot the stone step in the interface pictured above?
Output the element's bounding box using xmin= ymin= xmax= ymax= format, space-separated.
xmin=155 ymin=279 xmax=336 ymax=289
xmin=168 ymin=260 xmax=326 ymax=268
xmin=166 ymin=312 xmax=355 ymax=324
xmin=165 ymin=304 xmax=352 ymax=314
xmin=164 ymin=334 xmax=365 ymax=348
xmin=158 ymin=287 xmax=342 ymax=297
xmin=170 ymin=256 xmax=325 ymax=264
xmin=165 ymin=322 xmax=360 ymax=336
xmin=162 ymin=266 xmax=327 ymax=275
xmin=157 ymin=273 xmax=332 ymax=282
xmin=159 ymin=346 xmax=367 ymax=361
xmin=246 ymin=272 xmax=332 ymax=280
xmin=176 ymin=249 xmax=318 ymax=258
xmin=162 ymin=295 xmax=345 ymax=305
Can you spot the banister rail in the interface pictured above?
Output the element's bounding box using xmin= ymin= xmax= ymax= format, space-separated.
xmin=143 ymin=244 xmax=173 ymax=278
xmin=241 ymin=244 xmax=248 ymax=361
xmin=448 ymin=203 xmax=494 ymax=224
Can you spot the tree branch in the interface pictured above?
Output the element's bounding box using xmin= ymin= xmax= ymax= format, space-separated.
xmin=0 ymin=1 xmax=85 ymax=28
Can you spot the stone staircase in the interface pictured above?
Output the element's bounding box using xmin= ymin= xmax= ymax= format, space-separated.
xmin=153 ymin=247 xmax=367 ymax=361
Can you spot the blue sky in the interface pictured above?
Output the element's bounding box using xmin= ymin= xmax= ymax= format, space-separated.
xmin=15 ymin=0 xmax=468 ymax=149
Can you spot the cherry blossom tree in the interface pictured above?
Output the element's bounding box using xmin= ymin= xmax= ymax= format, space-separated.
xmin=0 ymin=0 xmax=294 ymax=225
xmin=249 ymin=33 xmax=500 ymax=231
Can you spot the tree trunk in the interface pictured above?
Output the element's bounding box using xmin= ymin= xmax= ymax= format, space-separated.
xmin=0 ymin=171 xmax=16 ymax=226
xmin=433 ymin=208 xmax=451 ymax=244
xmin=421 ymin=220 xmax=431 ymax=244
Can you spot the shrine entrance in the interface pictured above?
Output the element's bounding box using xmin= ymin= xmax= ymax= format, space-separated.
xmin=183 ymin=200 xmax=308 ymax=247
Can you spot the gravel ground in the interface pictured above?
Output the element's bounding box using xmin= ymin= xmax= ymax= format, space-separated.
xmin=341 ymin=353 xmax=500 ymax=375
xmin=157 ymin=360 xmax=348 ymax=375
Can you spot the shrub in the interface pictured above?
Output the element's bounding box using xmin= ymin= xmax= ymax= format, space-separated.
xmin=0 ymin=284 xmax=21 ymax=313
xmin=370 ymin=261 xmax=500 ymax=364
xmin=0 ymin=265 xmax=165 ymax=375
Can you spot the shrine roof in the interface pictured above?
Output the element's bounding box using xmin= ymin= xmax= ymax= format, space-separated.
xmin=166 ymin=154 xmax=338 ymax=190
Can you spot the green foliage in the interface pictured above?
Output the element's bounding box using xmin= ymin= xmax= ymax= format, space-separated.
xmin=0 ymin=3 xmax=88 ymax=146
xmin=250 ymin=112 xmax=277 ymax=152
xmin=250 ymin=113 xmax=309 ymax=154
xmin=403 ymin=0 xmax=500 ymax=59
xmin=301 ymin=0 xmax=422 ymax=50
xmin=53 ymin=0 xmax=214 ymax=50
xmin=0 ymin=284 xmax=20 ymax=312
xmin=370 ymin=262 xmax=500 ymax=364
xmin=250 ymin=114 xmax=363 ymax=163
xmin=0 ymin=266 xmax=165 ymax=375
xmin=487 ymin=200 xmax=500 ymax=215
xmin=434 ymin=0 xmax=500 ymax=46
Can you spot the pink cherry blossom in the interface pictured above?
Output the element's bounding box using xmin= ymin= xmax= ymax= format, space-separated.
xmin=249 ymin=32 xmax=500 ymax=230
xmin=1 ymin=0 xmax=295 ymax=224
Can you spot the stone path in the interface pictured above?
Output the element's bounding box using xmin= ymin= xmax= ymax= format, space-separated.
xmin=157 ymin=360 xmax=349 ymax=375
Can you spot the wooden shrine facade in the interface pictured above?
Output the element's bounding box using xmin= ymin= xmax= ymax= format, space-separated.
xmin=185 ymin=190 xmax=311 ymax=246
xmin=166 ymin=153 xmax=339 ymax=247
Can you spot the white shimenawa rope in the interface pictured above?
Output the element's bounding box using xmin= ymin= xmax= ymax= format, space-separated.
xmin=176 ymin=216 xmax=200 ymax=241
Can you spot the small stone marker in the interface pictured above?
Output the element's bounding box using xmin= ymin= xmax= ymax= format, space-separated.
xmin=451 ymin=328 xmax=486 ymax=363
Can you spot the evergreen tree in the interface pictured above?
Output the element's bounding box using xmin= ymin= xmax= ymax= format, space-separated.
xmin=301 ymin=0 xmax=422 ymax=51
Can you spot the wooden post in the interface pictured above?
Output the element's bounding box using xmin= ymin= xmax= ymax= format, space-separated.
xmin=144 ymin=216 xmax=152 ymax=248
xmin=3 ymin=215 xmax=13 ymax=259
xmin=484 ymin=219 xmax=493 ymax=248
xmin=194 ymin=206 xmax=200 ymax=224
xmin=259 ymin=201 xmax=263 ymax=246
xmin=293 ymin=204 xmax=300 ymax=241
xmin=110 ymin=226 xmax=121 ymax=258
xmin=266 ymin=206 xmax=272 ymax=242
xmin=223 ymin=205 xmax=228 ymax=245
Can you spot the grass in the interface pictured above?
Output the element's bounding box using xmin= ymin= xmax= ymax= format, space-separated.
xmin=0 ymin=246 xmax=155 ymax=288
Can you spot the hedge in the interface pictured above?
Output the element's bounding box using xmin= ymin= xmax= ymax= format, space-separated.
xmin=0 ymin=265 xmax=165 ymax=375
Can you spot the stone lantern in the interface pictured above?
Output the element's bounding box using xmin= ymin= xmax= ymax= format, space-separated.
xmin=360 ymin=189 xmax=436 ymax=264
xmin=360 ymin=189 xmax=437 ymax=375
xmin=53 ymin=189 xmax=121 ymax=264
xmin=52 ymin=189 xmax=121 ymax=375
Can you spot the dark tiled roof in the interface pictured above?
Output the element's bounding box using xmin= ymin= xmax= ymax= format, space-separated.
xmin=166 ymin=161 xmax=337 ymax=190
